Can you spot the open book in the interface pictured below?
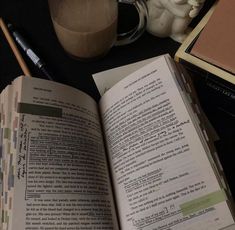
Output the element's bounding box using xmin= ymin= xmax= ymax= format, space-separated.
xmin=1 ymin=55 xmax=234 ymax=230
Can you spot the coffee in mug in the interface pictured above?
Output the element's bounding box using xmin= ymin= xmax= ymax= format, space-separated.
xmin=48 ymin=0 xmax=148 ymax=60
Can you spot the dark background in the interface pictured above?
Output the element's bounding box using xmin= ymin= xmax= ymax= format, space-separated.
xmin=1 ymin=0 xmax=234 ymax=197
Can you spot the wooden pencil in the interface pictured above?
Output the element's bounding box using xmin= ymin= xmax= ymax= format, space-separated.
xmin=0 ymin=17 xmax=31 ymax=77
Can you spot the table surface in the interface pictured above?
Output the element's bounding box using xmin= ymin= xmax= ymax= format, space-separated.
xmin=1 ymin=0 xmax=234 ymax=196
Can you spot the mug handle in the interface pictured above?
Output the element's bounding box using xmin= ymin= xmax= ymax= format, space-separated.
xmin=116 ymin=0 xmax=148 ymax=46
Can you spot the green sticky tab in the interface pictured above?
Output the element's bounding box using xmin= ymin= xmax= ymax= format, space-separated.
xmin=7 ymin=142 xmax=11 ymax=154
xmin=180 ymin=190 xmax=227 ymax=216
xmin=4 ymin=128 xmax=11 ymax=139
xmin=5 ymin=213 xmax=9 ymax=224
xmin=2 ymin=210 xmax=4 ymax=223
xmin=4 ymin=210 xmax=7 ymax=222
xmin=17 ymin=103 xmax=62 ymax=117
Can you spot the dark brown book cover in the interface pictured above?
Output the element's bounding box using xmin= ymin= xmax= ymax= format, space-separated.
xmin=191 ymin=0 xmax=235 ymax=75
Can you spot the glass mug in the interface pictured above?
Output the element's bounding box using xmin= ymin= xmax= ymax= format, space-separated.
xmin=48 ymin=0 xmax=148 ymax=60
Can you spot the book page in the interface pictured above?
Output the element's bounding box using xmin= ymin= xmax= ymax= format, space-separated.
xmin=0 ymin=88 xmax=4 ymax=230
xmin=99 ymin=56 xmax=234 ymax=230
xmin=8 ymin=77 xmax=118 ymax=230
xmin=93 ymin=56 xmax=159 ymax=96
xmin=0 ymin=85 xmax=13 ymax=230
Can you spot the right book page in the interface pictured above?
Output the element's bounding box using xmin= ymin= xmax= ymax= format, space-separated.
xmin=99 ymin=55 xmax=235 ymax=230
xmin=191 ymin=0 xmax=235 ymax=75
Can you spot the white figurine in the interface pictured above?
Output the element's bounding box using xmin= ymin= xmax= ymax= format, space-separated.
xmin=147 ymin=0 xmax=205 ymax=42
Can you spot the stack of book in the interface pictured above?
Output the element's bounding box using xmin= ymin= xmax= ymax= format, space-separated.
xmin=175 ymin=0 xmax=235 ymax=116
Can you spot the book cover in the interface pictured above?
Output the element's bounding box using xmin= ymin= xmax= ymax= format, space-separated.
xmin=191 ymin=0 xmax=235 ymax=75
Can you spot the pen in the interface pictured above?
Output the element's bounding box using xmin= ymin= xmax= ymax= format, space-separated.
xmin=7 ymin=23 xmax=54 ymax=81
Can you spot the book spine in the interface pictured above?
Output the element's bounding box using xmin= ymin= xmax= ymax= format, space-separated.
xmin=178 ymin=59 xmax=235 ymax=116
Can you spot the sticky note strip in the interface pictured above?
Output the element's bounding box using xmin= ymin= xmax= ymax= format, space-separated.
xmin=180 ymin=190 xmax=227 ymax=216
xmin=4 ymin=128 xmax=11 ymax=139
xmin=17 ymin=103 xmax=62 ymax=117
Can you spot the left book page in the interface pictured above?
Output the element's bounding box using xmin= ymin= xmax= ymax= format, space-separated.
xmin=0 ymin=84 xmax=13 ymax=230
xmin=1 ymin=76 xmax=119 ymax=230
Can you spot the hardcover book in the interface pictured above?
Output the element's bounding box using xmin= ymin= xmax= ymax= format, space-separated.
xmin=191 ymin=0 xmax=235 ymax=75
xmin=174 ymin=1 xmax=235 ymax=85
